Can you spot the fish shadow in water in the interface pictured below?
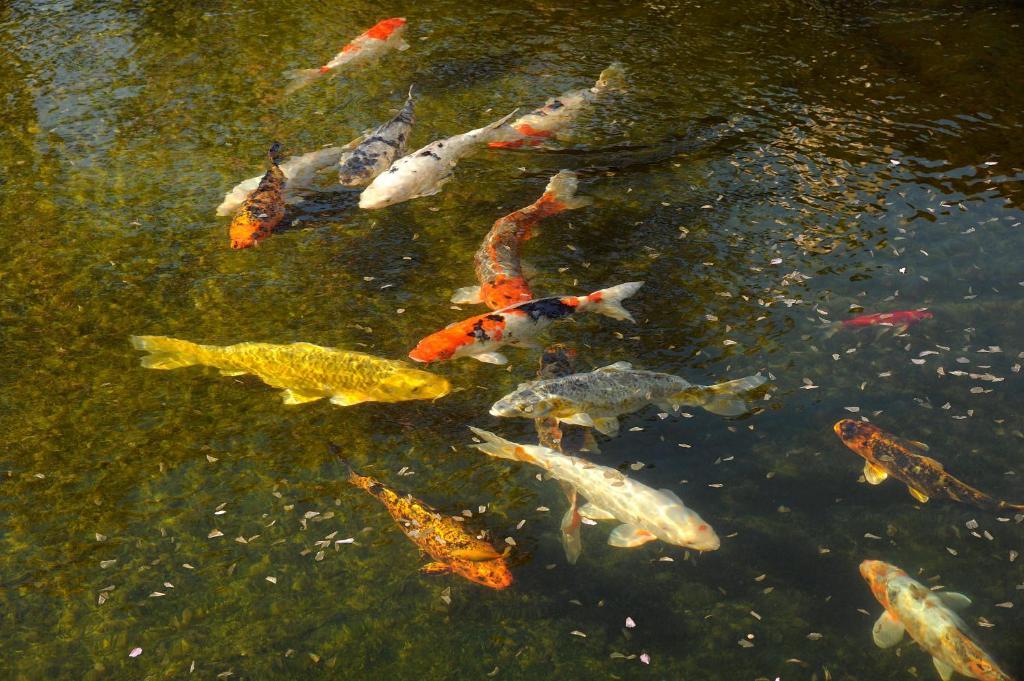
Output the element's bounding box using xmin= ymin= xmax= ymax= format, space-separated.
xmin=280 ymin=189 xmax=362 ymax=229
xmin=413 ymin=51 xmax=527 ymax=94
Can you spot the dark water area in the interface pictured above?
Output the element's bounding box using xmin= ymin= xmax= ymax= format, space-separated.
xmin=1 ymin=0 xmax=1023 ymax=679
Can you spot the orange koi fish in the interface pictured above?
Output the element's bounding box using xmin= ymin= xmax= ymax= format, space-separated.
xmin=229 ymin=143 xmax=285 ymax=249
xmin=860 ymin=560 xmax=1016 ymax=681
xmin=337 ymin=451 xmax=513 ymax=589
xmin=409 ymin=281 xmax=643 ymax=365
xmin=450 ymin=171 xmax=592 ymax=310
xmin=284 ymin=18 xmax=409 ymax=95
xmin=834 ymin=419 xmax=1024 ymax=512
xmin=489 ymin=63 xmax=625 ymax=149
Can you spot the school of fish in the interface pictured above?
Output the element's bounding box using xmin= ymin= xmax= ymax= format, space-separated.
xmin=122 ymin=15 xmax=1023 ymax=680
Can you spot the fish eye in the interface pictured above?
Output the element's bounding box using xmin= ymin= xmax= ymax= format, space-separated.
xmin=841 ymin=421 xmax=857 ymax=437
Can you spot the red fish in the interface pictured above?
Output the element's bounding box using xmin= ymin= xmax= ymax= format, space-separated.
xmin=451 ymin=171 xmax=591 ymax=310
xmin=410 ymin=282 xmax=643 ymax=365
xmin=828 ymin=309 xmax=933 ymax=336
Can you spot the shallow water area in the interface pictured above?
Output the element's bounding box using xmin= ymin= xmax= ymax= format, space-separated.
xmin=2 ymin=0 xmax=1023 ymax=679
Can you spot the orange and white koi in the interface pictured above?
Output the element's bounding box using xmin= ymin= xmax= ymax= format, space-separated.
xmin=409 ymin=281 xmax=644 ymax=365
xmin=284 ymin=18 xmax=409 ymax=95
xmin=228 ymin=143 xmax=285 ymax=249
xmin=338 ymin=452 xmax=513 ymax=590
xmin=860 ymin=560 xmax=1015 ymax=681
xmin=450 ymin=170 xmax=591 ymax=309
xmin=489 ymin=62 xmax=626 ymax=149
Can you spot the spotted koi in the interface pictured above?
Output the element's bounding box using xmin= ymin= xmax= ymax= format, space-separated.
xmin=228 ymin=143 xmax=285 ymax=249
xmin=409 ymin=281 xmax=644 ymax=365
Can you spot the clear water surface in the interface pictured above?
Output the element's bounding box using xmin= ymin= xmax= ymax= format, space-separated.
xmin=1 ymin=0 xmax=1023 ymax=679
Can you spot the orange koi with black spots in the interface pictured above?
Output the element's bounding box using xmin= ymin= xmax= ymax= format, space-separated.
xmin=338 ymin=453 xmax=513 ymax=590
xmin=228 ymin=143 xmax=285 ymax=249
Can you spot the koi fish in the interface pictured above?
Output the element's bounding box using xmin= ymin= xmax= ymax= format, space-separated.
xmin=469 ymin=428 xmax=720 ymax=552
xmin=534 ymin=345 xmax=599 ymax=564
xmin=130 ymin=336 xmax=450 ymax=406
xmin=409 ymin=281 xmax=644 ymax=365
xmin=217 ymin=143 xmax=362 ymax=216
xmin=834 ymin=420 xmax=1024 ymax=512
xmin=450 ymin=170 xmax=592 ymax=309
xmin=828 ymin=309 xmax=933 ymax=336
xmin=860 ymin=560 xmax=1015 ymax=681
xmin=284 ymin=18 xmax=409 ymax=95
xmin=534 ymin=346 xmax=600 ymax=456
xmin=488 ymin=62 xmax=626 ymax=149
xmin=359 ymin=109 xmax=518 ymax=210
xmin=338 ymin=86 xmax=416 ymax=187
xmin=228 ymin=143 xmax=285 ymax=249
xmin=338 ymin=453 xmax=513 ymax=589
xmin=493 ymin=362 xmax=766 ymax=436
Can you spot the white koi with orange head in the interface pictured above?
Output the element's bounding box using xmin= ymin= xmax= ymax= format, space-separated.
xmin=860 ymin=560 xmax=1015 ymax=681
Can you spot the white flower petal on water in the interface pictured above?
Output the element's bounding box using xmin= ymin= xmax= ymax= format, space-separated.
xmin=129 ymin=647 xmax=143 ymax=658
xmin=625 ymin=617 xmax=636 ymax=628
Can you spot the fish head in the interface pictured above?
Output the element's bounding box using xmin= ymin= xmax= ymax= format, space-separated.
xmin=358 ymin=174 xmax=404 ymax=210
xmin=859 ymin=559 xmax=905 ymax=606
xmin=833 ymin=419 xmax=882 ymax=464
xmin=662 ymin=506 xmax=720 ymax=551
xmin=408 ymin=329 xmax=461 ymax=363
xmin=966 ymin=657 xmax=1007 ymax=681
xmin=452 ymin=557 xmax=513 ymax=590
xmin=229 ymin=215 xmax=261 ymax=249
xmin=378 ymin=368 xmax=451 ymax=401
xmin=372 ymin=17 xmax=406 ymax=40
xmin=489 ymin=386 xmax=557 ymax=419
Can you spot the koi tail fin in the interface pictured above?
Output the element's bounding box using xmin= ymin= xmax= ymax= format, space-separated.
xmin=130 ymin=335 xmax=205 ymax=370
xmin=268 ymin=141 xmax=282 ymax=167
xmin=594 ymin=62 xmax=626 ymax=93
xmin=283 ymin=68 xmax=325 ymax=95
xmin=581 ymin=281 xmax=644 ymax=322
xmin=468 ymin=427 xmax=542 ymax=466
xmin=542 ymin=170 xmax=593 ymax=212
xmin=673 ymin=375 xmax=767 ymax=417
xmin=478 ymin=109 xmax=520 ymax=144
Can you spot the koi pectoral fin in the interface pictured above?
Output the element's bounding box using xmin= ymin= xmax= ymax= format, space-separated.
xmin=932 ymin=657 xmax=954 ymax=681
xmin=281 ymin=389 xmax=326 ymax=405
xmin=908 ymin=486 xmax=930 ymax=503
xmin=450 ymin=286 xmax=483 ymax=305
xmin=578 ymin=502 xmax=616 ymax=521
xmin=607 ymin=524 xmax=657 ymax=548
xmin=559 ymin=485 xmax=582 ymax=565
xmin=937 ymin=592 xmax=972 ymax=611
xmin=420 ymin=562 xmax=452 ymax=575
xmin=473 ymin=352 xmax=508 ymax=365
xmin=592 ymin=417 xmax=620 ymax=437
xmin=863 ymin=462 xmax=889 ymax=485
xmin=560 ymin=413 xmax=595 ymax=427
xmin=330 ymin=392 xmax=369 ymax=407
xmin=871 ymin=611 xmax=905 ymax=649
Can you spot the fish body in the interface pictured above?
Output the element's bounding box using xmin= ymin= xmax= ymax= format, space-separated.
xmin=451 ymin=170 xmax=591 ymax=310
xmin=489 ymin=63 xmax=626 ymax=149
xmin=833 ymin=420 xmax=1024 ymax=511
xmin=229 ymin=144 xmax=285 ymax=249
xmin=493 ymin=363 xmax=766 ymax=436
xmin=534 ymin=346 xmax=599 ymax=455
xmin=469 ymin=428 xmax=720 ymax=552
xmin=345 ymin=463 xmax=512 ymax=589
xmin=217 ymin=144 xmax=358 ymax=216
xmin=409 ymin=281 xmax=644 ymax=365
xmin=534 ymin=345 xmax=599 ymax=565
xmin=338 ymin=86 xmax=416 ymax=187
xmin=860 ymin=560 xmax=1014 ymax=681
xmin=837 ymin=309 xmax=933 ymax=333
xmin=130 ymin=335 xmax=449 ymax=406
xmin=284 ymin=18 xmax=409 ymax=95
xmin=359 ymin=109 xmax=518 ymax=209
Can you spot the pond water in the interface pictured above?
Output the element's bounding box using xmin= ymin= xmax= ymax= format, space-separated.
xmin=2 ymin=0 xmax=1023 ymax=679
